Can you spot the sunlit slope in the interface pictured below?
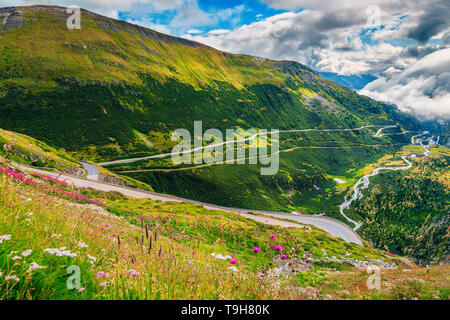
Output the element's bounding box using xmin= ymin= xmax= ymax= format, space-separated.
xmin=0 ymin=128 xmax=81 ymax=172
xmin=0 ymin=5 xmax=295 ymax=88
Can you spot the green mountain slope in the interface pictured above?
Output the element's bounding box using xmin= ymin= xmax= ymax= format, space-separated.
xmin=350 ymin=146 xmax=450 ymax=265
xmin=0 ymin=5 xmax=423 ymax=214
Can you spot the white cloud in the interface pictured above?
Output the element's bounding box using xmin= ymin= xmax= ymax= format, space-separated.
xmin=187 ymin=28 xmax=203 ymax=34
xmin=360 ymin=48 xmax=450 ymax=120
xmin=169 ymin=2 xmax=244 ymax=34
xmin=185 ymin=10 xmax=410 ymax=75
xmin=169 ymin=0 xmax=214 ymax=31
xmin=0 ymin=0 xmax=245 ymax=35
xmin=207 ymin=29 xmax=230 ymax=35
xmin=261 ymin=0 xmax=414 ymax=12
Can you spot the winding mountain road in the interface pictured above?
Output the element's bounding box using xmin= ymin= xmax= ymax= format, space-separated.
xmin=13 ymin=162 xmax=363 ymax=245
xmin=98 ymin=125 xmax=392 ymax=166
xmin=80 ymin=162 xmax=100 ymax=180
xmin=13 ymin=124 xmax=424 ymax=246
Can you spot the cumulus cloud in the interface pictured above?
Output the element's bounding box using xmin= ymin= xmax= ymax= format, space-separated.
xmin=407 ymin=1 xmax=450 ymax=43
xmin=360 ymin=48 xmax=450 ymax=120
xmin=185 ymin=9 xmax=414 ymax=75
xmin=261 ymin=0 xmax=450 ymax=43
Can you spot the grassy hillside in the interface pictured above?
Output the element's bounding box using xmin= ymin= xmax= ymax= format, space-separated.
xmin=1 ymin=163 xmax=449 ymax=300
xmin=0 ymin=128 xmax=81 ymax=174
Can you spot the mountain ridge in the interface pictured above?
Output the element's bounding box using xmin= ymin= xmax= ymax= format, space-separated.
xmin=0 ymin=5 xmax=320 ymax=90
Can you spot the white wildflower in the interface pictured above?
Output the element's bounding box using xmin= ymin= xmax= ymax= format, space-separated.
xmin=43 ymin=248 xmax=77 ymax=258
xmin=77 ymin=241 xmax=88 ymax=249
xmin=51 ymin=234 xmax=62 ymax=238
xmin=12 ymin=256 xmax=22 ymax=260
xmin=211 ymin=253 xmax=232 ymax=260
xmin=25 ymin=212 xmax=33 ymax=217
xmin=21 ymin=249 xmax=32 ymax=257
xmin=0 ymin=235 xmax=12 ymax=241
xmin=29 ymin=262 xmax=46 ymax=271
xmin=5 ymin=275 xmax=20 ymax=282
xmin=229 ymin=266 xmax=238 ymax=272
xmin=77 ymin=288 xmax=85 ymax=293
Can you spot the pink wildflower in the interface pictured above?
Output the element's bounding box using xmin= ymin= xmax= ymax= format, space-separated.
xmin=230 ymin=259 xmax=237 ymax=265
xmin=253 ymin=246 xmax=261 ymax=253
xmin=274 ymin=245 xmax=282 ymax=251
xmin=96 ymin=271 xmax=106 ymax=278
xmin=127 ymin=270 xmax=138 ymax=279
xmin=269 ymin=234 xmax=276 ymax=239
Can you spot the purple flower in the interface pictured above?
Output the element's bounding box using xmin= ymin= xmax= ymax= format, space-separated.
xmin=253 ymin=246 xmax=261 ymax=253
xmin=230 ymin=259 xmax=237 ymax=265
xmin=96 ymin=271 xmax=106 ymax=278
xmin=274 ymin=245 xmax=282 ymax=251
xmin=127 ymin=270 xmax=138 ymax=278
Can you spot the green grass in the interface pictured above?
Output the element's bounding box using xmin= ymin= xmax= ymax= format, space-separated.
xmin=348 ymin=146 xmax=450 ymax=265
xmin=1 ymin=168 xmax=448 ymax=300
xmin=0 ymin=128 xmax=80 ymax=172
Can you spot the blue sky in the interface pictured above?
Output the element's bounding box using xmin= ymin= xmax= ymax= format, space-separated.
xmin=120 ymin=0 xmax=287 ymax=35
xmin=117 ymin=0 xmax=289 ymax=37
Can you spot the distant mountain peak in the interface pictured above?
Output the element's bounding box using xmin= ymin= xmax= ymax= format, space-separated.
xmin=318 ymin=72 xmax=377 ymax=91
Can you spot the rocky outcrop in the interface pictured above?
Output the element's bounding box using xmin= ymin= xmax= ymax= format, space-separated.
xmin=0 ymin=7 xmax=27 ymax=30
